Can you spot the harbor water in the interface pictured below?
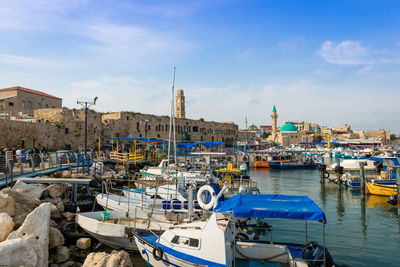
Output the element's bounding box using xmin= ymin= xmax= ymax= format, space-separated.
xmin=129 ymin=168 xmax=400 ymax=266
xmin=251 ymin=168 xmax=400 ymax=267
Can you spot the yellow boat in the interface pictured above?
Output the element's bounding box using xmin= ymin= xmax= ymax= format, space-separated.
xmin=365 ymin=182 xmax=397 ymax=196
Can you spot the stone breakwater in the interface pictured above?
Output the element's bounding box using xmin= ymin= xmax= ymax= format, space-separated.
xmin=0 ymin=180 xmax=133 ymax=267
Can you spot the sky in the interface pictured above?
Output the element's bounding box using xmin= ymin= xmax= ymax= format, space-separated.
xmin=0 ymin=0 xmax=399 ymax=133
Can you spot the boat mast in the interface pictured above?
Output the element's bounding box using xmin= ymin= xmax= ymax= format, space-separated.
xmin=167 ymin=67 xmax=177 ymax=166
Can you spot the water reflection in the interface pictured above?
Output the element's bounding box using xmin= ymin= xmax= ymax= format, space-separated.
xmin=248 ymin=169 xmax=400 ymax=267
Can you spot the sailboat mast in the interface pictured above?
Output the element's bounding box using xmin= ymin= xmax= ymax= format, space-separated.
xmin=167 ymin=67 xmax=176 ymax=166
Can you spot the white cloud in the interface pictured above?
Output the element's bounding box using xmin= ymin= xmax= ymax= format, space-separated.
xmin=319 ymin=41 xmax=370 ymax=65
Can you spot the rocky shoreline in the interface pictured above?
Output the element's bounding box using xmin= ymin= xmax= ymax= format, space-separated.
xmin=0 ymin=179 xmax=133 ymax=267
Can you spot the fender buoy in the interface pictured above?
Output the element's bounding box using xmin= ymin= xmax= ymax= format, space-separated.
xmin=197 ymin=185 xmax=216 ymax=210
xmin=201 ymin=163 xmax=208 ymax=169
xmin=323 ymin=171 xmax=329 ymax=179
xmin=153 ymin=246 xmax=163 ymax=261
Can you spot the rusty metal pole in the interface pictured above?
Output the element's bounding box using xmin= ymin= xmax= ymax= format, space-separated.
xmin=336 ymin=159 xmax=341 ymax=185
xmin=360 ymin=162 xmax=365 ymax=195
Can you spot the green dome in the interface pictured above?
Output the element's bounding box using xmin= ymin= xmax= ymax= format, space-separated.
xmin=248 ymin=124 xmax=257 ymax=130
xmin=280 ymin=123 xmax=298 ymax=132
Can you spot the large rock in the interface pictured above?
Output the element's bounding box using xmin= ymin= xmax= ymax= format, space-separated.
xmin=56 ymin=246 xmax=70 ymax=263
xmin=57 ymin=201 xmax=65 ymax=213
xmin=62 ymin=212 xmax=75 ymax=221
xmin=0 ymin=235 xmax=38 ymax=267
xmin=13 ymin=212 xmax=28 ymax=229
xmin=47 ymin=184 xmax=65 ymax=199
xmin=7 ymin=203 xmax=51 ymax=267
xmin=51 ymin=204 xmax=62 ymax=220
xmin=0 ymin=212 xmax=14 ymax=241
xmin=76 ymin=237 xmax=91 ymax=250
xmin=4 ymin=188 xmax=41 ymax=216
xmin=82 ymin=250 xmax=132 ymax=267
xmin=12 ymin=180 xmax=46 ymax=199
xmin=49 ymin=227 xmax=65 ymax=249
xmin=0 ymin=194 xmax=16 ymax=217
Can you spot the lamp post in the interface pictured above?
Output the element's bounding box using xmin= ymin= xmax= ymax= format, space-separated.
xmin=77 ymin=97 xmax=98 ymax=154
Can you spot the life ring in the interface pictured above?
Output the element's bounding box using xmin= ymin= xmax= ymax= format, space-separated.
xmin=153 ymin=246 xmax=163 ymax=261
xmin=323 ymin=171 xmax=329 ymax=178
xmin=201 ymin=163 xmax=208 ymax=169
xmin=197 ymin=185 xmax=216 ymax=210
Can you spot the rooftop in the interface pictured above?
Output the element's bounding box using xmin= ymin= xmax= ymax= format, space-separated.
xmin=280 ymin=123 xmax=298 ymax=133
xmin=0 ymin=86 xmax=61 ymax=100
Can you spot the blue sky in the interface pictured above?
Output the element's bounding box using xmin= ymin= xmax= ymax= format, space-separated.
xmin=0 ymin=0 xmax=399 ymax=132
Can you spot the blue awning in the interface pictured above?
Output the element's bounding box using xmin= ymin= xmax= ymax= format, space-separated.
xmin=214 ymin=194 xmax=326 ymax=223
xmin=179 ymin=142 xmax=224 ymax=149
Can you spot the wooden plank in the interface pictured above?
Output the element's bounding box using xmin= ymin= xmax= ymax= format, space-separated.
xmin=16 ymin=177 xmax=92 ymax=184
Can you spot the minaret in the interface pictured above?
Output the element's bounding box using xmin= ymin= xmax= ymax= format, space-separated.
xmin=245 ymin=116 xmax=248 ymax=130
xmin=271 ymin=105 xmax=278 ymax=134
xmin=175 ymin=89 xmax=185 ymax=119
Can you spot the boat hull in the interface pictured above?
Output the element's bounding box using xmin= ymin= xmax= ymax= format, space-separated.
xmin=254 ymin=161 xmax=269 ymax=168
xmin=366 ymin=182 xmax=397 ymax=196
xmin=269 ymin=162 xmax=317 ymax=170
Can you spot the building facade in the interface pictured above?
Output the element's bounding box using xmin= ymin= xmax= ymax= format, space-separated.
xmin=0 ymin=86 xmax=62 ymax=116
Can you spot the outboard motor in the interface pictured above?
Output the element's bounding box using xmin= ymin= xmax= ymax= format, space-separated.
xmin=301 ymin=242 xmax=335 ymax=267
xmin=239 ymin=163 xmax=248 ymax=176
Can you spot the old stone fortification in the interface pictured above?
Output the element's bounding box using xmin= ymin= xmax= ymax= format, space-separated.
xmin=0 ymin=108 xmax=239 ymax=150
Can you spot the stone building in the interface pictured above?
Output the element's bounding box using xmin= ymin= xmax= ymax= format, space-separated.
xmin=175 ymin=90 xmax=185 ymax=119
xmin=0 ymin=86 xmax=62 ymax=117
xmin=30 ymin=108 xmax=239 ymax=150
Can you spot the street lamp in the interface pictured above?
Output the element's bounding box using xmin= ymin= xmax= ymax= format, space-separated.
xmin=77 ymin=97 xmax=98 ymax=153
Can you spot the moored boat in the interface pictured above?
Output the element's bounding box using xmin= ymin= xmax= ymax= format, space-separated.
xmin=366 ymin=182 xmax=397 ymax=196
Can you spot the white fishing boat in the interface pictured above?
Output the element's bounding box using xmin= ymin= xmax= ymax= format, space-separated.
xmin=76 ymin=209 xmax=186 ymax=252
xmin=134 ymin=189 xmax=345 ymax=267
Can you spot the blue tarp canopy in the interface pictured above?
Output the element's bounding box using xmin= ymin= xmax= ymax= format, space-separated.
xmin=214 ymin=194 xmax=327 ymax=223
xmin=103 ymin=137 xmax=170 ymax=143
xmin=369 ymin=157 xmax=400 ymax=166
xmin=179 ymin=142 xmax=223 ymax=149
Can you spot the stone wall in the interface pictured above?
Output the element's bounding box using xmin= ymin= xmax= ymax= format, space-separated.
xmin=0 ymin=108 xmax=240 ymax=150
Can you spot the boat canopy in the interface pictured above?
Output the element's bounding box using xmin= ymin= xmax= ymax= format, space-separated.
xmin=180 ymin=142 xmax=224 ymax=149
xmin=369 ymin=157 xmax=400 ymax=166
xmin=214 ymin=194 xmax=327 ymax=223
xmin=103 ymin=137 xmax=170 ymax=143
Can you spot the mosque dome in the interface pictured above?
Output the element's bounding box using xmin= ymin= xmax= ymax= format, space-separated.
xmin=248 ymin=124 xmax=257 ymax=130
xmin=280 ymin=123 xmax=298 ymax=132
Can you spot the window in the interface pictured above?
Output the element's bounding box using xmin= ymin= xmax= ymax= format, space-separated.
xmin=28 ymin=101 xmax=32 ymax=108
xmin=193 ymin=126 xmax=199 ymax=132
xmin=38 ymin=103 xmax=41 ymax=108
xmin=137 ymin=122 xmax=140 ymax=131
xmin=126 ymin=116 xmax=129 ymax=121
xmin=22 ymin=101 xmax=25 ymax=108
xmin=8 ymin=102 xmax=14 ymax=106
xmin=65 ymin=128 xmax=69 ymax=134
xmin=171 ymin=235 xmax=200 ymax=249
xmin=46 ymin=104 xmax=49 ymax=108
